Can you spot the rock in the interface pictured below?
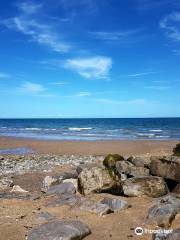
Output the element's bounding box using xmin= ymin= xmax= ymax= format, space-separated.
xmin=63 ymin=178 xmax=78 ymax=191
xmin=37 ymin=212 xmax=57 ymax=224
xmin=147 ymin=195 xmax=180 ymax=227
xmin=103 ymin=154 xmax=124 ymax=169
xmin=47 ymin=193 xmax=80 ymax=207
xmin=127 ymin=156 xmax=151 ymax=168
xmin=122 ymin=176 xmax=168 ymax=197
xmin=27 ymin=220 xmax=91 ymax=240
xmin=0 ymin=192 xmax=39 ymax=200
xmin=172 ymin=183 xmax=180 ymax=197
xmin=46 ymin=182 xmax=76 ymax=195
xmin=100 ymin=197 xmax=130 ymax=212
xmin=115 ymin=161 xmax=149 ymax=177
xmin=42 ymin=176 xmax=61 ymax=191
xmin=173 ymin=142 xmax=180 ymax=156
xmin=153 ymin=229 xmax=180 ymax=240
xmin=78 ymin=166 xmax=121 ymax=195
xmin=79 ymin=199 xmax=113 ymax=216
xmin=10 ymin=185 xmax=28 ymax=193
xmin=0 ymin=176 xmax=13 ymax=190
xmin=76 ymin=163 xmax=98 ymax=175
xmin=150 ymin=156 xmax=180 ymax=181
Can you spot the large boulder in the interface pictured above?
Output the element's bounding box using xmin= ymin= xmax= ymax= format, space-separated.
xmin=150 ymin=156 xmax=180 ymax=181
xmin=127 ymin=156 xmax=151 ymax=168
xmin=122 ymin=176 xmax=168 ymax=197
xmin=173 ymin=143 xmax=180 ymax=156
xmin=103 ymin=154 xmax=124 ymax=169
xmin=78 ymin=166 xmax=121 ymax=195
xmin=147 ymin=195 xmax=180 ymax=227
xmin=115 ymin=161 xmax=149 ymax=177
xmin=27 ymin=220 xmax=91 ymax=240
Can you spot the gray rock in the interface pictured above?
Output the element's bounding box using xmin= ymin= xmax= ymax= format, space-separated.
xmin=37 ymin=212 xmax=57 ymax=224
xmin=47 ymin=193 xmax=80 ymax=207
xmin=79 ymin=199 xmax=113 ymax=216
xmin=150 ymin=156 xmax=180 ymax=181
xmin=153 ymin=229 xmax=180 ymax=240
xmin=46 ymin=182 xmax=76 ymax=195
xmin=78 ymin=166 xmax=121 ymax=195
xmin=172 ymin=183 xmax=180 ymax=197
xmin=27 ymin=220 xmax=91 ymax=240
xmin=0 ymin=176 xmax=13 ymax=190
xmin=128 ymin=156 xmax=151 ymax=168
xmin=147 ymin=195 xmax=180 ymax=227
xmin=0 ymin=192 xmax=33 ymax=200
xmin=122 ymin=176 xmax=168 ymax=197
xmin=100 ymin=197 xmax=130 ymax=212
xmin=116 ymin=161 xmax=149 ymax=177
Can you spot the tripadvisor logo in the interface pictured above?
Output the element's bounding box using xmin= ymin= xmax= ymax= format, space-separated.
xmin=135 ymin=227 xmax=144 ymax=236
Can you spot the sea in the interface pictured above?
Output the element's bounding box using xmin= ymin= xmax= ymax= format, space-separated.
xmin=0 ymin=118 xmax=180 ymax=141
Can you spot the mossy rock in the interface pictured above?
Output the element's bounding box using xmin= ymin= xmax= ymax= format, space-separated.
xmin=173 ymin=143 xmax=180 ymax=156
xmin=103 ymin=154 xmax=124 ymax=169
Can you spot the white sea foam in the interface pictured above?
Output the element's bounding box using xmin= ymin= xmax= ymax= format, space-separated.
xmin=149 ymin=129 xmax=163 ymax=132
xmin=68 ymin=127 xmax=93 ymax=131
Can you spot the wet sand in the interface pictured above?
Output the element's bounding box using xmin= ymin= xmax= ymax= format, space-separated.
xmin=0 ymin=136 xmax=177 ymax=155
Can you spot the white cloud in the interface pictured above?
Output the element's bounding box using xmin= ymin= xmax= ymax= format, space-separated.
xmin=2 ymin=2 xmax=71 ymax=53
xmin=0 ymin=72 xmax=10 ymax=79
xmin=19 ymin=81 xmax=46 ymax=93
xmin=64 ymin=56 xmax=112 ymax=79
xmin=90 ymin=29 xmax=141 ymax=41
xmin=160 ymin=12 xmax=180 ymax=41
xmin=50 ymin=81 xmax=68 ymax=85
xmin=95 ymin=98 xmax=145 ymax=105
xmin=127 ymin=71 xmax=156 ymax=77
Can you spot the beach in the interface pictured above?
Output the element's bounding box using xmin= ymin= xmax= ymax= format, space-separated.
xmin=0 ymin=136 xmax=177 ymax=155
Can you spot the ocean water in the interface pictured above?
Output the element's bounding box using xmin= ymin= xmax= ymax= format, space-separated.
xmin=0 ymin=118 xmax=180 ymax=141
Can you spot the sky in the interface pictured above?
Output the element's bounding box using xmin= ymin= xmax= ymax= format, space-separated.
xmin=0 ymin=0 xmax=180 ymax=118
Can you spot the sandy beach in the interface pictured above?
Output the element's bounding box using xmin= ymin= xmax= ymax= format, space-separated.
xmin=0 ymin=136 xmax=178 ymax=155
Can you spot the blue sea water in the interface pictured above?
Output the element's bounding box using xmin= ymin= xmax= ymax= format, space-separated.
xmin=0 ymin=118 xmax=180 ymax=141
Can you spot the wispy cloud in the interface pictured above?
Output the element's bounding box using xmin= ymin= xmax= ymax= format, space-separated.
xmin=2 ymin=2 xmax=71 ymax=53
xmin=172 ymin=49 xmax=180 ymax=55
xmin=160 ymin=12 xmax=180 ymax=41
xmin=144 ymin=86 xmax=171 ymax=90
xmin=74 ymin=92 xmax=91 ymax=97
xmin=95 ymin=98 xmax=145 ymax=105
xmin=135 ymin=0 xmax=174 ymax=11
xmin=126 ymin=71 xmax=156 ymax=77
xmin=50 ymin=81 xmax=69 ymax=85
xmin=64 ymin=56 xmax=112 ymax=79
xmin=18 ymin=81 xmax=46 ymax=94
xmin=0 ymin=72 xmax=10 ymax=79
xmin=89 ymin=29 xmax=142 ymax=41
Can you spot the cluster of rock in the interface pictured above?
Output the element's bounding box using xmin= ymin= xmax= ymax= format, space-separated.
xmin=0 ymin=152 xmax=180 ymax=240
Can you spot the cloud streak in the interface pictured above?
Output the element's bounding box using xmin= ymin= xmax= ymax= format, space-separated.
xmin=0 ymin=72 xmax=10 ymax=79
xmin=2 ymin=2 xmax=71 ymax=53
xmin=126 ymin=71 xmax=156 ymax=77
xmin=64 ymin=56 xmax=112 ymax=79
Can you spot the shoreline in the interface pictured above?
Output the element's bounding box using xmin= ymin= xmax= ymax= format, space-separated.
xmin=0 ymin=136 xmax=178 ymax=155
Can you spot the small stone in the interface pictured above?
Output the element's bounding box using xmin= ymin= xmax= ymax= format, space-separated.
xmin=79 ymin=199 xmax=113 ymax=216
xmin=0 ymin=176 xmax=14 ymax=190
xmin=11 ymin=185 xmax=28 ymax=193
xmin=100 ymin=197 xmax=130 ymax=212
xmin=63 ymin=178 xmax=78 ymax=191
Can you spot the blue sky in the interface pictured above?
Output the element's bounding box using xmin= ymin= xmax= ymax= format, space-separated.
xmin=0 ymin=0 xmax=180 ymax=118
